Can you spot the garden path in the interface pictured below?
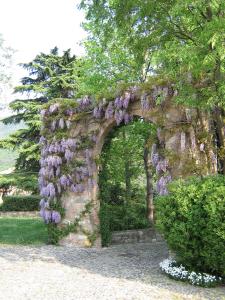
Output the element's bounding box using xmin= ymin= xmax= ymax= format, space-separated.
xmin=0 ymin=241 xmax=224 ymax=300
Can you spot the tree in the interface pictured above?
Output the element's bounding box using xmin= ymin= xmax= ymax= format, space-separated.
xmin=79 ymin=0 xmax=225 ymax=172
xmin=80 ymin=0 xmax=225 ymax=103
xmin=0 ymin=47 xmax=78 ymax=171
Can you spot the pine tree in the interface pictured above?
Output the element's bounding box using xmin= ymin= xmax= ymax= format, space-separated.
xmin=0 ymin=47 xmax=78 ymax=171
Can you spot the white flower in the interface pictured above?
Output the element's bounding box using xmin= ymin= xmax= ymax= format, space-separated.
xmin=159 ymin=258 xmax=222 ymax=287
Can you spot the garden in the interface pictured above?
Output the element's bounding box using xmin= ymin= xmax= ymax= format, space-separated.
xmin=0 ymin=0 xmax=224 ymax=297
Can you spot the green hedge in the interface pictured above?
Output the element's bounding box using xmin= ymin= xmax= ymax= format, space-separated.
xmin=156 ymin=175 xmax=225 ymax=277
xmin=0 ymin=195 xmax=40 ymax=211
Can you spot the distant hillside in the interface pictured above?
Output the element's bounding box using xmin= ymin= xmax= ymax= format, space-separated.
xmin=0 ymin=121 xmax=25 ymax=138
xmin=0 ymin=113 xmax=25 ymax=172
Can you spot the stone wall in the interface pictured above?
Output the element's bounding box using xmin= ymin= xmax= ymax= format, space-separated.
xmin=111 ymin=228 xmax=164 ymax=245
xmin=41 ymin=86 xmax=217 ymax=247
xmin=0 ymin=211 xmax=39 ymax=217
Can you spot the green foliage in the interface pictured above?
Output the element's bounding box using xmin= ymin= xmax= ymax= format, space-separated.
xmin=0 ymin=47 xmax=79 ymax=171
xmin=0 ymin=217 xmax=47 ymax=245
xmin=0 ymin=195 xmax=41 ymax=211
xmin=79 ymin=1 xmax=225 ymax=107
xmin=99 ymin=203 xmax=112 ymax=247
xmin=0 ymin=172 xmax=38 ymax=193
xmin=99 ymin=119 xmax=156 ymax=246
xmin=100 ymin=202 xmax=150 ymax=247
xmin=156 ymin=175 xmax=225 ymax=277
xmin=100 ymin=119 xmax=156 ymax=204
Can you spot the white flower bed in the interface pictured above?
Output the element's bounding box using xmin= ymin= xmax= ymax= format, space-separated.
xmin=159 ymin=258 xmax=223 ymax=287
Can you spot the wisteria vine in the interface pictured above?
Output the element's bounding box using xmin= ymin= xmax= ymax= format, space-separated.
xmin=39 ymin=85 xmax=172 ymax=242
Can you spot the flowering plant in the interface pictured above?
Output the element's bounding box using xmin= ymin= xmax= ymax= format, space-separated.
xmin=159 ymin=259 xmax=223 ymax=287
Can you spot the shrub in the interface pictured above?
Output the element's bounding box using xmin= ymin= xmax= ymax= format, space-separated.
xmin=99 ymin=202 xmax=112 ymax=247
xmin=156 ymin=175 xmax=225 ymax=277
xmin=99 ymin=201 xmax=150 ymax=246
xmin=0 ymin=172 xmax=38 ymax=194
xmin=0 ymin=195 xmax=41 ymax=211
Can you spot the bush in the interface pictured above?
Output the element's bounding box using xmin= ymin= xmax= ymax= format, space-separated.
xmin=0 ymin=172 xmax=38 ymax=194
xmin=0 ymin=195 xmax=41 ymax=211
xmin=99 ymin=201 xmax=150 ymax=246
xmin=156 ymin=175 xmax=225 ymax=277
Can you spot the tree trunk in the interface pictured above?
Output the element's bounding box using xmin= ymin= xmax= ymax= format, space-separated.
xmin=213 ymin=107 xmax=225 ymax=174
xmin=123 ymin=129 xmax=131 ymax=204
xmin=143 ymin=145 xmax=154 ymax=224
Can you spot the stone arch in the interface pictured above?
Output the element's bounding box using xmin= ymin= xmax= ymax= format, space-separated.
xmin=40 ymin=86 xmax=217 ymax=246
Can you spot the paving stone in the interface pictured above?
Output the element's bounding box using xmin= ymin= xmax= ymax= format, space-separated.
xmin=0 ymin=242 xmax=224 ymax=300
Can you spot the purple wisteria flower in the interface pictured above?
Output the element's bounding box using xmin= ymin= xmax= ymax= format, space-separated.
xmin=65 ymin=149 xmax=74 ymax=162
xmin=124 ymin=113 xmax=132 ymax=125
xmin=79 ymin=96 xmax=92 ymax=110
xmin=156 ymin=175 xmax=172 ymax=195
xmin=47 ymin=183 xmax=56 ymax=198
xmin=71 ymin=184 xmax=78 ymax=193
xmin=40 ymin=109 xmax=47 ymax=117
xmin=123 ymin=94 xmax=130 ymax=109
xmin=65 ymin=109 xmax=74 ymax=116
xmin=39 ymin=136 xmax=46 ymax=145
xmin=156 ymin=159 xmax=169 ymax=174
xmin=93 ymin=105 xmax=104 ymax=118
xmin=39 ymin=199 xmax=48 ymax=209
xmin=141 ymin=94 xmax=150 ymax=110
xmin=115 ymin=110 xmax=125 ymax=125
xmin=40 ymin=186 xmax=48 ymax=198
xmin=51 ymin=211 xmax=61 ymax=224
xmin=48 ymin=167 xmax=54 ymax=179
xmin=105 ymin=102 xmax=114 ymax=119
xmin=49 ymin=103 xmax=59 ymax=114
xmin=150 ymin=144 xmax=159 ymax=167
xmin=59 ymin=175 xmax=70 ymax=187
xmin=152 ymin=153 xmax=159 ymax=167
xmin=46 ymin=155 xmax=62 ymax=168
xmin=114 ymin=97 xmax=123 ymax=109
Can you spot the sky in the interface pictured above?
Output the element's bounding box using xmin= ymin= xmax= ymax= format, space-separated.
xmin=0 ymin=0 xmax=86 ymax=104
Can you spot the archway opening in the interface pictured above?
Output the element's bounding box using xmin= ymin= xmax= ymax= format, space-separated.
xmin=99 ymin=117 xmax=158 ymax=246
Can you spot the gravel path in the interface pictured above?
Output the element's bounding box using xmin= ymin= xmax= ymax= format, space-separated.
xmin=0 ymin=241 xmax=224 ymax=300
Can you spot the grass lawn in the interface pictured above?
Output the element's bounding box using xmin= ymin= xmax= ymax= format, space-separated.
xmin=0 ymin=217 xmax=48 ymax=245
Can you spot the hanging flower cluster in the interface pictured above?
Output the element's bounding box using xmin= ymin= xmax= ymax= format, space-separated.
xmin=39 ymin=97 xmax=98 ymax=225
xmin=93 ymin=92 xmax=135 ymax=125
xmin=151 ymin=143 xmax=172 ymax=195
xmin=141 ymin=85 xmax=172 ymax=111
xmin=39 ymin=199 xmax=61 ymax=224
xmin=39 ymin=85 xmax=173 ymax=227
